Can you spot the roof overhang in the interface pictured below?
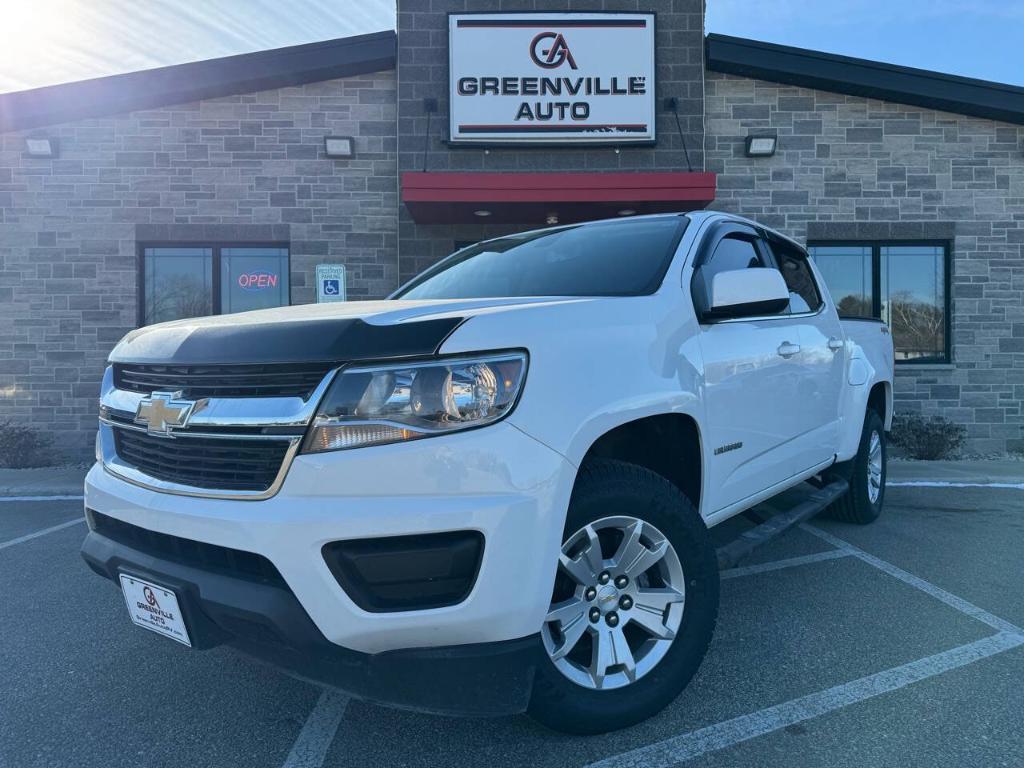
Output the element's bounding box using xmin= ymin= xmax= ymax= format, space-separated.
xmin=0 ymin=30 xmax=396 ymax=133
xmin=707 ymin=33 xmax=1024 ymax=126
xmin=401 ymin=171 xmax=716 ymax=225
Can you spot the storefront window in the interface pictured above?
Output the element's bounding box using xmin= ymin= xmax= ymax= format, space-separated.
xmin=143 ymin=247 xmax=213 ymax=325
xmin=809 ymin=242 xmax=949 ymax=363
xmin=881 ymin=245 xmax=947 ymax=363
xmin=810 ymin=245 xmax=873 ymax=318
xmin=141 ymin=244 xmax=289 ymax=325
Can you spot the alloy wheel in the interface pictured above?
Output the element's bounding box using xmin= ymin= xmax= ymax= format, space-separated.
xmin=867 ymin=430 xmax=883 ymax=504
xmin=541 ymin=516 xmax=685 ymax=690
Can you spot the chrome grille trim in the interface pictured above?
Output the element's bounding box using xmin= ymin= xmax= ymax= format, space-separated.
xmin=97 ymin=364 xmax=338 ymax=500
xmin=100 ymin=369 xmax=337 ymax=429
xmin=100 ymin=417 xmax=300 ymax=440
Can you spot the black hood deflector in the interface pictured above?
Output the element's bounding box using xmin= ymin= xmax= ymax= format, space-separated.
xmin=109 ymin=316 xmax=464 ymax=365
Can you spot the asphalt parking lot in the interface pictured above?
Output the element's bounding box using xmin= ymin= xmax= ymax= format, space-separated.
xmin=2 ymin=483 xmax=1022 ymax=768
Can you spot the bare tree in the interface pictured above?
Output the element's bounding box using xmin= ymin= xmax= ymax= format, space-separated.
xmin=886 ymin=290 xmax=943 ymax=359
xmin=836 ymin=294 xmax=872 ymax=318
xmin=146 ymin=275 xmax=211 ymax=324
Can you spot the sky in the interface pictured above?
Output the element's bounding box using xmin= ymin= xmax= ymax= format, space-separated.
xmin=1 ymin=0 xmax=1023 ymax=94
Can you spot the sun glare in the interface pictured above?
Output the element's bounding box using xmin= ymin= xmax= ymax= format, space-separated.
xmin=0 ymin=0 xmax=89 ymax=93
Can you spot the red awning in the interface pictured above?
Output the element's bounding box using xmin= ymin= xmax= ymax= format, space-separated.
xmin=401 ymin=171 xmax=716 ymax=225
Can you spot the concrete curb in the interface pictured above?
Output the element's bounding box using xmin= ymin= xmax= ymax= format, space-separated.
xmin=888 ymin=459 xmax=1024 ymax=485
xmin=0 ymin=466 xmax=88 ymax=497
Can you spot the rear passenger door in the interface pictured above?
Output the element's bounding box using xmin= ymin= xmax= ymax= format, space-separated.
xmin=693 ymin=224 xmax=808 ymax=515
xmin=768 ymin=238 xmax=845 ymax=472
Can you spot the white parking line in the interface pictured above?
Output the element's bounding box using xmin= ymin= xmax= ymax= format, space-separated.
xmin=0 ymin=518 xmax=85 ymax=550
xmin=720 ymin=548 xmax=852 ymax=580
xmin=888 ymin=481 xmax=1024 ymax=490
xmin=590 ymin=520 xmax=1024 ymax=767
xmin=801 ymin=524 xmax=1022 ymax=635
xmin=0 ymin=494 xmax=85 ymax=502
xmin=586 ymin=631 xmax=1024 ymax=768
xmin=281 ymin=689 xmax=349 ymax=768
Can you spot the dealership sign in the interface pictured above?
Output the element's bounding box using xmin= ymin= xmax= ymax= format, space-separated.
xmin=448 ymin=13 xmax=656 ymax=144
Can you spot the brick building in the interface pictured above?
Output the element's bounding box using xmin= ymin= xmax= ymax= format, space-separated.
xmin=2 ymin=3 xmax=1023 ymax=460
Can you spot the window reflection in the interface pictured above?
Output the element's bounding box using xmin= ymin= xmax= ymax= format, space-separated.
xmin=707 ymin=237 xmax=764 ymax=276
xmin=882 ymin=246 xmax=945 ymax=362
xmin=811 ymin=246 xmax=873 ymax=318
xmin=771 ymin=241 xmax=823 ymax=314
xmin=143 ymin=248 xmax=213 ymax=324
xmin=810 ymin=242 xmax=949 ymax=363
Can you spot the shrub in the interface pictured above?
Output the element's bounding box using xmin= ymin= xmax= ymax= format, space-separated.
xmin=0 ymin=419 xmax=55 ymax=468
xmin=890 ymin=412 xmax=966 ymax=460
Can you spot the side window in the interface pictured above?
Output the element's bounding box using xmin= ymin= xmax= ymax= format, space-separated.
xmin=772 ymin=243 xmax=823 ymax=314
xmin=704 ymin=235 xmax=765 ymax=285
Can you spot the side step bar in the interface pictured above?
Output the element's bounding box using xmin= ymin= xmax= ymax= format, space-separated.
xmin=716 ymin=479 xmax=849 ymax=571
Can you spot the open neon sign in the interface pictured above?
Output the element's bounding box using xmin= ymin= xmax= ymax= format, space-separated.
xmin=237 ymin=271 xmax=279 ymax=291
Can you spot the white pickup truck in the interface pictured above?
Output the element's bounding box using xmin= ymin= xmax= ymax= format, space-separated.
xmin=83 ymin=211 xmax=893 ymax=734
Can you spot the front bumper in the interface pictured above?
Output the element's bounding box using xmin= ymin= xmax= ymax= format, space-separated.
xmin=84 ymin=420 xmax=575 ymax=652
xmin=81 ymin=524 xmax=541 ymax=715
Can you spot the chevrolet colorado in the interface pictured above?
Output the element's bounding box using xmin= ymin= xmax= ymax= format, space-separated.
xmin=82 ymin=211 xmax=894 ymax=734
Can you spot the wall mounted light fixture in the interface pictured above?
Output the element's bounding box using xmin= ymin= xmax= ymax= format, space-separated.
xmin=744 ymin=134 xmax=777 ymax=157
xmin=25 ymin=136 xmax=57 ymax=158
xmin=324 ymin=136 xmax=355 ymax=158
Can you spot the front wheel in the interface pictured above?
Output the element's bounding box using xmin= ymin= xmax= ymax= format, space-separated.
xmin=826 ymin=409 xmax=887 ymax=524
xmin=528 ymin=460 xmax=719 ymax=735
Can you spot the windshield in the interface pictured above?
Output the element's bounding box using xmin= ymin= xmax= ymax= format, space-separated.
xmin=396 ymin=216 xmax=688 ymax=299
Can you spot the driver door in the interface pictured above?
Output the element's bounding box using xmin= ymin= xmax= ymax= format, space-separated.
xmin=693 ymin=225 xmax=807 ymax=515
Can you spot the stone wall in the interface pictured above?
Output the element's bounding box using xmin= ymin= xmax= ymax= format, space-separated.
xmin=706 ymin=72 xmax=1024 ymax=454
xmin=396 ymin=0 xmax=707 ymax=282
xmin=0 ymin=70 xmax=397 ymax=460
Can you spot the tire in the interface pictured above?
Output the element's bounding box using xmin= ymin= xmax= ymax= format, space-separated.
xmin=528 ymin=459 xmax=719 ymax=735
xmin=826 ymin=409 xmax=886 ymax=524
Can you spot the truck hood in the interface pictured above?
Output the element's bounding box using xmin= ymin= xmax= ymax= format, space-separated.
xmin=109 ymin=297 xmax=590 ymax=364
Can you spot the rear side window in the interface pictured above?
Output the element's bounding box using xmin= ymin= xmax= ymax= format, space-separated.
xmin=771 ymin=242 xmax=823 ymax=314
xmin=395 ymin=217 xmax=687 ymax=299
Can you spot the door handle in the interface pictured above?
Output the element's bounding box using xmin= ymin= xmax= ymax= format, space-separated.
xmin=827 ymin=337 xmax=844 ymax=352
xmin=777 ymin=341 xmax=801 ymax=359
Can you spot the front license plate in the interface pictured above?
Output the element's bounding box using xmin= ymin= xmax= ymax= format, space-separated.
xmin=119 ymin=574 xmax=192 ymax=647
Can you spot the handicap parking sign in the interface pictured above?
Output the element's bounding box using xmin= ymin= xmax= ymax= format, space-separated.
xmin=315 ymin=265 xmax=346 ymax=303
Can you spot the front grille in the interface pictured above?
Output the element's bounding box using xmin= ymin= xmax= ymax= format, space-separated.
xmin=89 ymin=510 xmax=286 ymax=587
xmin=113 ymin=362 xmax=333 ymax=399
xmin=113 ymin=428 xmax=291 ymax=492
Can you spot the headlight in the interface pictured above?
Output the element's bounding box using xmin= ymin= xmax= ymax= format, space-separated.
xmin=303 ymin=351 xmax=527 ymax=452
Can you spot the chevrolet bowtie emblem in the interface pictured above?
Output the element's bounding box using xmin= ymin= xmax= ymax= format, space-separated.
xmin=134 ymin=391 xmax=196 ymax=435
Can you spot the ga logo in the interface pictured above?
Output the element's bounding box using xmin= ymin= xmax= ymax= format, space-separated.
xmin=529 ymin=32 xmax=577 ymax=70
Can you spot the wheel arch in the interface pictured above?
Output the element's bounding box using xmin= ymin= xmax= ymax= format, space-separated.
xmin=868 ymin=379 xmax=892 ymax=431
xmin=575 ymin=413 xmax=704 ymax=515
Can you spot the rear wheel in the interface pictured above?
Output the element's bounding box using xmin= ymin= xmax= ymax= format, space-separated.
xmin=826 ymin=409 xmax=886 ymax=524
xmin=528 ymin=459 xmax=719 ymax=735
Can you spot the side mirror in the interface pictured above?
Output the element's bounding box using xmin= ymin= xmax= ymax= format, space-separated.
xmin=703 ymin=268 xmax=790 ymax=320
